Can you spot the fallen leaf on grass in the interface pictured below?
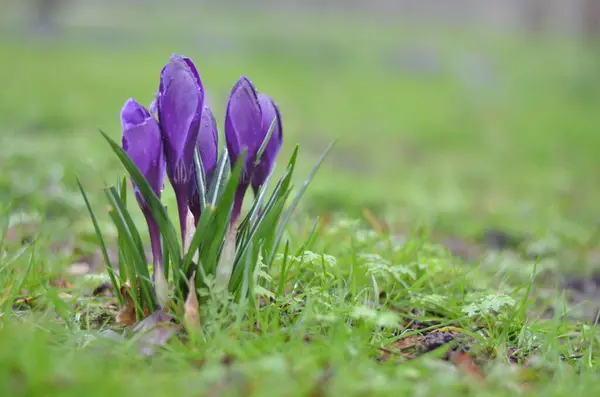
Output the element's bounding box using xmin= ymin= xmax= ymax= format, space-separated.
xmin=5 ymin=221 xmax=39 ymax=246
xmin=395 ymin=334 xmax=424 ymax=351
xmin=379 ymin=335 xmax=424 ymax=362
xmin=50 ymin=278 xmax=74 ymax=289
xmin=100 ymin=329 xmax=126 ymax=342
xmin=131 ymin=310 xmax=176 ymax=356
xmin=450 ymin=352 xmax=485 ymax=380
xmin=308 ymin=362 xmax=333 ymax=397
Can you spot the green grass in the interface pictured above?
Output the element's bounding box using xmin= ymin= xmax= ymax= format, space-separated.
xmin=1 ymin=4 xmax=600 ymax=396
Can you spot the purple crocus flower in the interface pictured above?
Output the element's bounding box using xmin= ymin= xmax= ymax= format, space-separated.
xmin=225 ymin=76 xmax=283 ymax=223
xmin=188 ymin=105 xmax=218 ymax=225
xmin=156 ymin=54 xmax=204 ymax=242
xmin=120 ymin=98 xmax=166 ymax=273
xmin=252 ymin=93 xmax=283 ymax=195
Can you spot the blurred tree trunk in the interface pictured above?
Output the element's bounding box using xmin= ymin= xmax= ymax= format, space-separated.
xmin=32 ymin=0 xmax=61 ymax=35
xmin=521 ymin=0 xmax=547 ymax=36
xmin=582 ymin=0 xmax=600 ymax=41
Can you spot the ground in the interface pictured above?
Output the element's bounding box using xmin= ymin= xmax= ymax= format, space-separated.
xmin=1 ymin=4 xmax=600 ymax=396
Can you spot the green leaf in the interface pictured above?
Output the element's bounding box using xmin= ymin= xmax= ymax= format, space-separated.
xmin=236 ymin=175 xmax=272 ymax=247
xmin=267 ymin=141 xmax=335 ymax=267
xmin=119 ymin=176 xmax=128 ymax=206
xmin=276 ymin=240 xmax=290 ymax=297
xmin=254 ymin=117 xmax=277 ymax=166
xmin=182 ymin=206 xmax=214 ymax=278
xmin=201 ymin=151 xmax=246 ymax=277
xmin=117 ymin=176 xmax=130 ymax=285
xmin=76 ymin=178 xmax=123 ymax=305
xmin=193 ymin=149 xmax=208 ymax=211
xmin=105 ymin=187 xmax=156 ymax=313
xmin=208 ymin=147 xmax=230 ymax=207
xmin=100 ymin=130 xmax=182 ymax=298
xmin=107 ymin=208 xmax=144 ymax=319
xmin=107 ymin=186 xmax=147 ymax=268
xmin=182 ymin=150 xmax=245 ymax=293
xmin=0 ymin=209 xmax=9 ymax=261
xmin=232 ymin=168 xmax=291 ymax=268
xmin=162 ymin=226 xmax=170 ymax=281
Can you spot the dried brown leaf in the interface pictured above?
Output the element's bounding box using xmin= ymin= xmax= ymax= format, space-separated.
xmin=50 ymin=278 xmax=74 ymax=289
xmin=395 ymin=334 xmax=424 ymax=351
xmin=184 ymin=273 xmax=201 ymax=334
xmin=362 ymin=208 xmax=388 ymax=234
xmin=450 ymin=352 xmax=485 ymax=380
xmin=115 ymin=285 xmax=137 ymax=326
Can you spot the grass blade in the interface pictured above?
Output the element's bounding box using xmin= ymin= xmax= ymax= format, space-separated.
xmin=202 ymin=152 xmax=246 ymax=277
xmin=0 ymin=209 xmax=9 ymax=259
xmin=76 ymin=178 xmax=123 ymax=305
xmin=229 ymin=187 xmax=291 ymax=293
xmin=105 ymin=188 xmax=156 ymax=312
xmin=107 ymin=186 xmax=147 ymax=268
xmin=267 ymin=141 xmax=335 ymax=267
xmin=208 ymin=147 xmax=230 ymax=207
xmin=254 ymin=117 xmax=276 ymax=166
xmin=117 ymin=176 xmax=129 ymax=286
xmin=182 ymin=206 xmax=214 ymax=277
xmin=232 ymin=169 xmax=291 ymax=266
xmin=276 ymin=239 xmax=290 ymax=297
xmin=100 ymin=130 xmax=182 ymax=296
xmin=236 ymin=175 xmax=272 ymax=245
xmin=162 ymin=223 xmax=170 ymax=281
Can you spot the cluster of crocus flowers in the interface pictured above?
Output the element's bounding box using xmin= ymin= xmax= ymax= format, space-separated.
xmin=120 ymin=54 xmax=283 ymax=287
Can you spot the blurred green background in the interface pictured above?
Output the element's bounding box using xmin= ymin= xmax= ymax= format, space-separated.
xmin=1 ymin=0 xmax=600 ymax=244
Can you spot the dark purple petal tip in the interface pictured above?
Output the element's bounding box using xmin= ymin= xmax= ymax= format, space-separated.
xmin=225 ymin=76 xmax=262 ymax=173
xmin=121 ymin=98 xmax=150 ymax=132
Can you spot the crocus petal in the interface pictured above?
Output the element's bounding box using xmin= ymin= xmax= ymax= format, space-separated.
xmin=121 ymin=98 xmax=166 ymax=274
xmin=121 ymin=98 xmax=165 ymax=198
xmin=188 ymin=105 xmax=219 ymax=225
xmin=197 ymin=106 xmax=219 ymax=182
xmin=157 ymin=54 xmax=204 ymax=241
xmin=251 ymin=93 xmax=283 ymax=195
xmin=225 ymin=76 xmax=262 ymax=178
xmin=158 ymin=54 xmax=204 ymax=184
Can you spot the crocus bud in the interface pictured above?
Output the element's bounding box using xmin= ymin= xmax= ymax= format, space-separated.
xmin=121 ymin=98 xmax=166 ymax=274
xmin=252 ymin=93 xmax=283 ymax=195
xmin=157 ymin=54 xmax=204 ymax=242
xmin=225 ymin=76 xmax=282 ymax=223
xmin=188 ymin=106 xmax=218 ymax=226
